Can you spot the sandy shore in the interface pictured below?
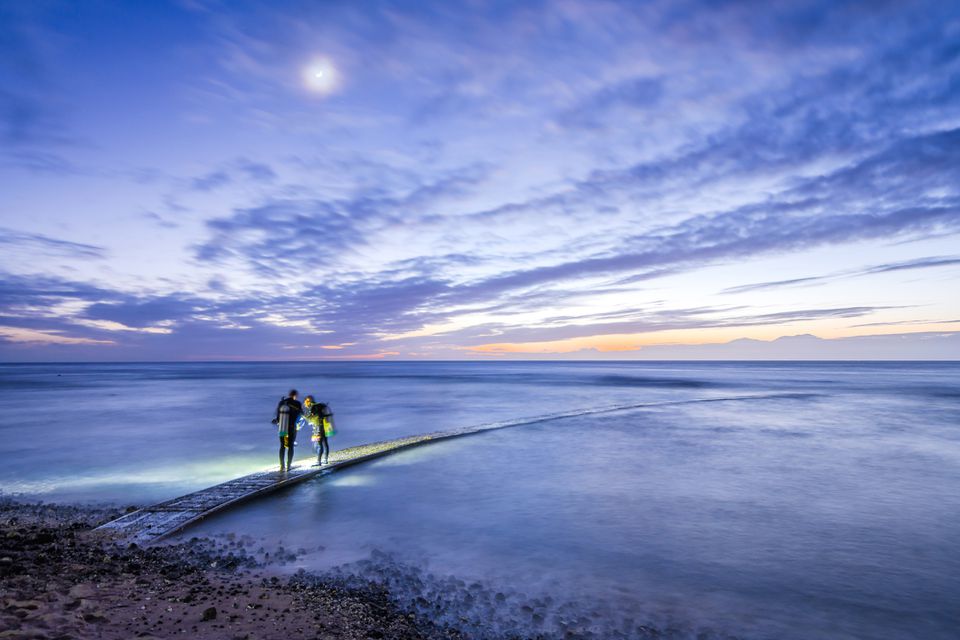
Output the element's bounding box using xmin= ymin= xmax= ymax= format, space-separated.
xmin=0 ymin=499 xmax=469 ymax=640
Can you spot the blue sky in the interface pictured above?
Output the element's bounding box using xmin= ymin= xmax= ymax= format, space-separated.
xmin=1 ymin=0 xmax=958 ymax=361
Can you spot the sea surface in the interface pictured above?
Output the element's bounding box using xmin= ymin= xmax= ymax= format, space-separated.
xmin=2 ymin=361 xmax=959 ymax=638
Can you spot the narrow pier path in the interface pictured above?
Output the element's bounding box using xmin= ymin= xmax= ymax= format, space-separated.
xmin=98 ymin=394 xmax=788 ymax=544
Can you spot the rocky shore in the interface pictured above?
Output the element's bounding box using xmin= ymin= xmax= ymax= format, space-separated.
xmin=0 ymin=499 xmax=470 ymax=640
xmin=1 ymin=499 xmax=698 ymax=639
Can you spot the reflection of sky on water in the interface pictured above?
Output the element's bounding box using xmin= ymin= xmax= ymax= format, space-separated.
xmin=186 ymin=380 xmax=960 ymax=639
xmin=3 ymin=362 xmax=960 ymax=637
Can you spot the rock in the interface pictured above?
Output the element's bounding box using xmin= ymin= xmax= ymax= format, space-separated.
xmin=201 ymin=606 xmax=217 ymax=621
xmin=8 ymin=599 xmax=41 ymax=610
xmin=69 ymin=584 xmax=96 ymax=599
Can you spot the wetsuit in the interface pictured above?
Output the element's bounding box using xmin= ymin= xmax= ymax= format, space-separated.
xmin=311 ymin=403 xmax=330 ymax=464
xmin=275 ymin=396 xmax=302 ymax=469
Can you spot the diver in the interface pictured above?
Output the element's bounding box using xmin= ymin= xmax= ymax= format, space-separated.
xmin=302 ymin=395 xmax=335 ymax=466
xmin=273 ymin=389 xmax=302 ymax=472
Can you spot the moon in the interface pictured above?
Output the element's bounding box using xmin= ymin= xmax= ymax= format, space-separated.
xmin=302 ymin=58 xmax=340 ymax=95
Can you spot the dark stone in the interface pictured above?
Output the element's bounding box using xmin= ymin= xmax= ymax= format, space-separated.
xmin=201 ymin=606 xmax=217 ymax=621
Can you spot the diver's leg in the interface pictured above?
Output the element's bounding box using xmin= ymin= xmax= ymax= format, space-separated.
xmin=279 ymin=436 xmax=286 ymax=470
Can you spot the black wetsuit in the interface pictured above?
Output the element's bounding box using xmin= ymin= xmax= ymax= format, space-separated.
xmin=312 ymin=404 xmax=330 ymax=463
xmin=275 ymin=396 xmax=302 ymax=469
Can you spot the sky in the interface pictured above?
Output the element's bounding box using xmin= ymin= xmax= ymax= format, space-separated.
xmin=0 ymin=0 xmax=958 ymax=361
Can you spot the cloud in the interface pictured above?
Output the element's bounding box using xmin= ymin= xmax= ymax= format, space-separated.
xmin=850 ymin=318 xmax=960 ymax=329
xmin=555 ymin=76 xmax=664 ymax=130
xmin=301 ymin=276 xmax=452 ymax=340
xmin=723 ymin=276 xmax=827 ymax=295
xmin=724 ymin=255 xmax=960 ymax=294
xmin=0 ymin=271 xmax=449 ymax=358
xmin=455 ymin=202 xmax=960 ymax=309
xmin=196 ymin=163 xmax=490 ymax=275
xmin=188 ymin=158 xmax=277 ymax=191
xmin=865 ymin=256 xmax=960 ymax=275
xmin=0 ymin=5 xmax=76 ymax=172
xmin=0 ymin=326 xmax=114 ymax=346
xmin=181 ymin=119 xmax=960 ymax=355
xmin=0 ymin=228 xmax=105 ymax=260
xmin=0 ymin=88 xmax=64 ymax=147
xmin=2 ymin=1 xmax=960 ymax=360
xmin=83 ymin=295 xmax=199 ymax=329
xmin=0 ymin=149 xmax=78 ymax=174
xmin=142 ymin=211 xmax=179 ymax=229
xmin=0 ymin=273 xmax=112 ymax=306
xmin=451 ymin=125 xmax=960 ymax=300
xmin=236 ymin=158 xmax=276 ymax=182
xmin=435 ymin=304 xmax=901 ymax=348
xmin=0 ymin=272 xmax=200 ymax=333
xmin=190 ymin=169 xmax=231 ymax=191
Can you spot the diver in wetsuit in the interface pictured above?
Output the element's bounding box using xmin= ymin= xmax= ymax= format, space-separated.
xmin=274 ymin=389 xmax=302 ymax=472
xmin=303 ymin=396 xmax=334 ymax=466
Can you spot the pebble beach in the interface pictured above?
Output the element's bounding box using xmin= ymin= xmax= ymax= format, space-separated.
xmin=0 ymin=499 xmax=469 ymax=640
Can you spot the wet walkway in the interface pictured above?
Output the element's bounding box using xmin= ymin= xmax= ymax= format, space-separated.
xmin=97 ymin=394 xmax=780 ymax=544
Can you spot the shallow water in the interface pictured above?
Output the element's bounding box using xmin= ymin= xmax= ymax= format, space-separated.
xmin=3 ymin=361 xmax=960 ymax=638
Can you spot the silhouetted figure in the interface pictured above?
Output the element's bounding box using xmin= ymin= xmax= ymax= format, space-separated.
xmin=273 ymin=389 xmax=302 ymax=472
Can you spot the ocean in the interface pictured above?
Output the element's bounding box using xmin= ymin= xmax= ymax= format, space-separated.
xmin=2 ymin=361 xmax=959 ymax=638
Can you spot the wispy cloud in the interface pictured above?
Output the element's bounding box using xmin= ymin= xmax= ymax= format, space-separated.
xmin=188 ymin=158 xmax=277 ymax=191
xmin=724 ymin=255 xmax=960 ymax=294
xmin=1 ymin=0 xmax=959 ymax=359
xmin=0 ymin=4 xmax=77 ymax=172
xmin=850 ymin=318 xmax=960 ymax=329
xmin=427 ymin=305 xmax=903 ymax=349
xmin=0 ymin=326 xmax=113 ymax=346
xmin=190 ymin=169 xmax=231 ymax=192
xmin=196 ymin=163 xmax=490 ymax=276
xmin=0 ymin=228 xmax=104 ymax=259
xmin=555 ymin=76 xmax=664 ymax=130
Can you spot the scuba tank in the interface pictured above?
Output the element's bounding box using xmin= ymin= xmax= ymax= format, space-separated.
xmin=277 ymin=398 xmax=292 ymax=435
xmin=322 ymin=416 xmax=336 ymax=437
xmin=320 ymin=403 xmax=336 ymax=437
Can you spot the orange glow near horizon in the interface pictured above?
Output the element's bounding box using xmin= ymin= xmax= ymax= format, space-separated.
xmin=466 ymin=321 xmax=960 ymax=355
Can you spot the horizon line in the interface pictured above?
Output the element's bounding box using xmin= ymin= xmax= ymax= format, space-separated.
xmin=2 ymin=359 xmax=959 ymax=365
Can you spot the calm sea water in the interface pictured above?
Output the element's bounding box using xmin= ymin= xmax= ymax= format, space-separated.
xmin=2 ymin=361 xmax=959 ymax=638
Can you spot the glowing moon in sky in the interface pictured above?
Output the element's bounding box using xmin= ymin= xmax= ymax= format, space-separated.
xmin=301 ymin=58 xmax=340 ymax=95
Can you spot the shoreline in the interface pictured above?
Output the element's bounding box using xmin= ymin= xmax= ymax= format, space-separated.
xmin=1 ymin=497 xmax=680 ymax=639
xmin=0 ymin=498 xmax=469 ymax=640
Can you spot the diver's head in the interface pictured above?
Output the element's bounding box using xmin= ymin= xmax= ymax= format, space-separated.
xmin=304 ymin=395 xmax=315 ymax=407
xmin=288 ymin=389 xmax=298 ymax=400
